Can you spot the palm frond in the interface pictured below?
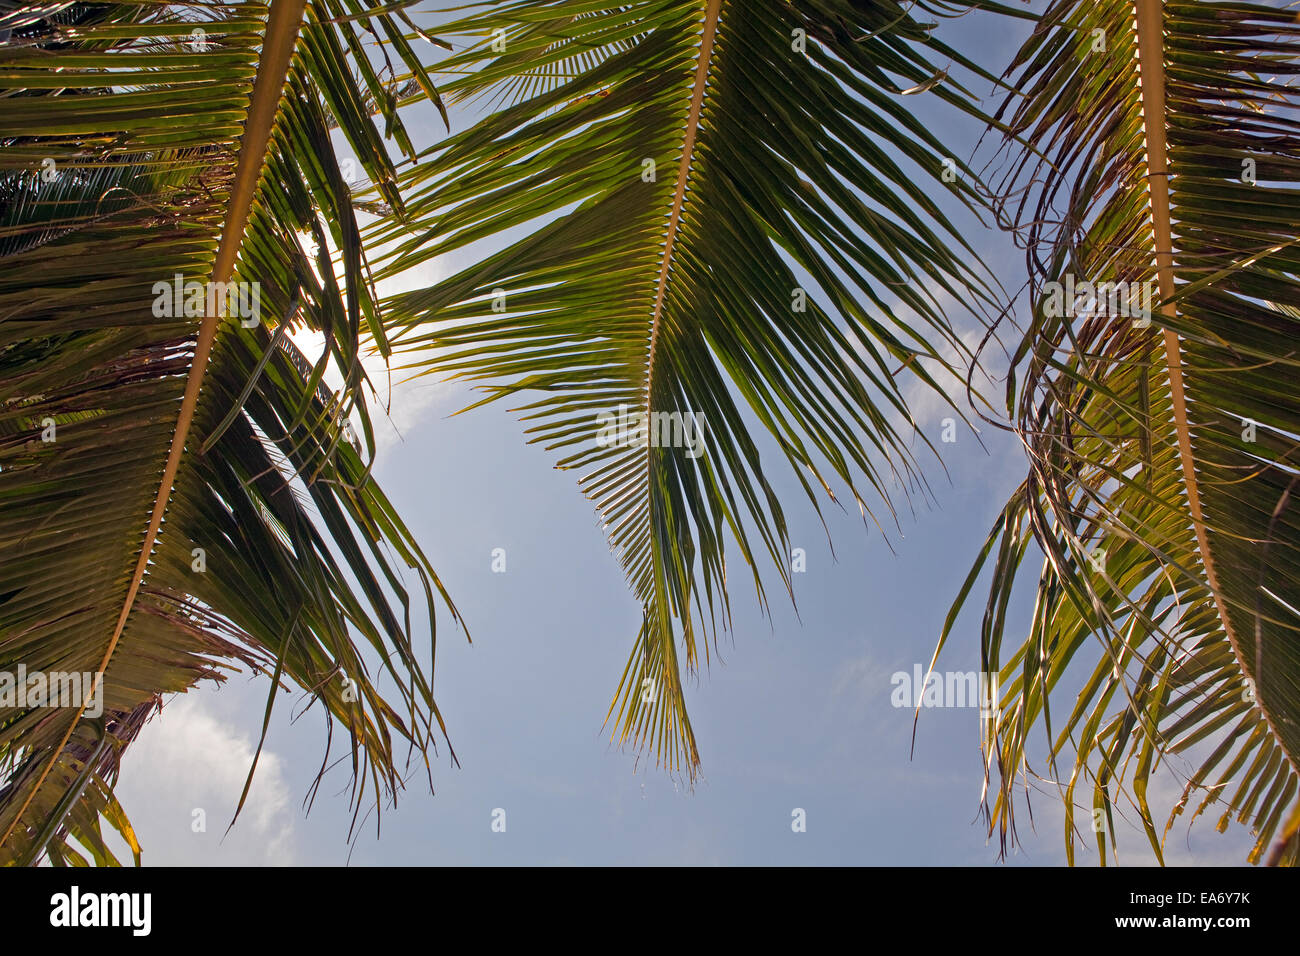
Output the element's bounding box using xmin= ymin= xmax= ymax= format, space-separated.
xmin=946 ymin=0 xmax=1300 ymax=865
xmin=0 ymin=0 xmax=460 ymax=866
xmin=377 ymin=0 xmax=1011 ymax=776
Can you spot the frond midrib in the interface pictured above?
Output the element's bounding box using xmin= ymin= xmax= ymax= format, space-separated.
xmin=1134 ymin=0 xmax=1298 ymax=779
xmin=0 ymin=0 xmax=309 ymax=854
xmin=644 ymin=0 xmax=722 ymax=398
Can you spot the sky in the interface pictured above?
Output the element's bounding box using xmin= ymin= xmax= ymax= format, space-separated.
xmin=105 ymin=1 xmax=1259 ymax=867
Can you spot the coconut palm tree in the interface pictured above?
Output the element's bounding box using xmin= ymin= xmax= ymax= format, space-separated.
xmin=2 ymin=0 xmax=1006 ymax=865
xmin=3 ymin=0 xmax=1298 ymax=869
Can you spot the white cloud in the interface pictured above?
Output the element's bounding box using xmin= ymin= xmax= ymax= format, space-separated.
xmin=112 ymin=693 xmax=298 ymax=866
xmin=831 ymin=651 xmax=893 ymax=705
xmin=288 ymin=256 xmax=452 ymax=453
xmin=899 ymin=323 xmax=1003 ymax=433
xmin=879 ymin=279 xmax=1007 ymax=434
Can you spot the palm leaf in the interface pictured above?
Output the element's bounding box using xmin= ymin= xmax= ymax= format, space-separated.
xmin=945 ymin=0 xmax=1300 ymax=865
xmin=376 ymin=0 xmax=1017 ymax=776
xmin=0 ymin=0 xmax=460 ymax=865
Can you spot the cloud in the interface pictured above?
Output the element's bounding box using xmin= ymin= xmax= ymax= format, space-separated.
xmin=288 ymin=237 xmax=454 ymax=453
xmin=838 ymin=277 xmax=1013 ymax=483
xmin=831 ymin=650 xmax=894 ymax=707
xmin=899 ymin=323 xmax=1003 ymax=432
xmin=827 ymin=650 xmax=919 ymax=754
xmin=112 ymin=693 xmax=298 ymax=866
xmin=880 ymin=278 xmax=1007 ymax=434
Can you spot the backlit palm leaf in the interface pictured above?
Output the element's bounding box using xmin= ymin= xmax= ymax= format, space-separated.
xmin=0 ymin=0 xmax=459 ymax=866
xmin=377 ymin=0 xmax=1012 ymax=776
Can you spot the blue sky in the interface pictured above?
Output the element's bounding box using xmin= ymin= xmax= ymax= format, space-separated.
xmin=106 ymin=1 xmax=1257 ymax=866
